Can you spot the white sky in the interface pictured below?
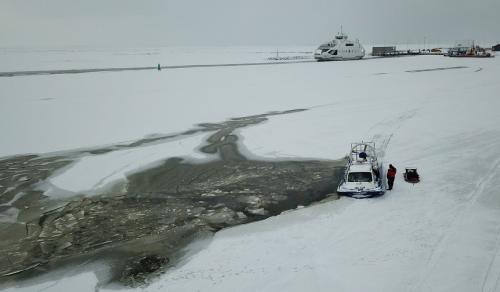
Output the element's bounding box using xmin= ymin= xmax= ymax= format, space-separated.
xmin=1 ymin=0 xmax=499 ymax=48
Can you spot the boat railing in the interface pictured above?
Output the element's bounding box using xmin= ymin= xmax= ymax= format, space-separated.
xmin=348 ymin=142 xmax=377 ymax=165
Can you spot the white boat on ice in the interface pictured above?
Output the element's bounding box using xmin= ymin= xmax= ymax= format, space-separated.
xmin=337 ymin=142 xmax=385 ymax=198
xmin=314 ymin=30 xmax=365 ymax=61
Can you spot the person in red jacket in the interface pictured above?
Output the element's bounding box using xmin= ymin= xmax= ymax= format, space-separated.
xmin=387 ymin=164 xmax=397 ymax=190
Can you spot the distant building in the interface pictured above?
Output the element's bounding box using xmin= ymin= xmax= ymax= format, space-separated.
xmin=372 ymin=46 xmax=396 ymax=56
xmin=493 ymin=44 xmax=500 ymax=51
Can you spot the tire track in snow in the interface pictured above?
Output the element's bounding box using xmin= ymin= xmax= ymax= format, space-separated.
xmin=481 ymin=228 xmax=500 ymax=292
xmin=369 ymin=109 xmax=418 ymax=160
xmin=411 ymin=157 xmax=500 ymax=292
xmin=480 ymin=159 xmax=500 ymax=292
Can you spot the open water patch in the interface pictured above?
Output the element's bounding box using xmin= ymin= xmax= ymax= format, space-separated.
xmin=0 ymin=108 xmax=344 ymax=289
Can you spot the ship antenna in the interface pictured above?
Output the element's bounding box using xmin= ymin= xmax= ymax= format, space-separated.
xmin=341 ymin=25 xmax=343 ymax=35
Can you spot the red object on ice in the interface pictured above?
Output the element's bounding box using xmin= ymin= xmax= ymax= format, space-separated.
xmin=404 ymin=168 xmax=420 ymax=183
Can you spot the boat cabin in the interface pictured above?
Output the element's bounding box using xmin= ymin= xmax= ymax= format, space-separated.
xmin=347 ymin=164 xmax=379 ymax=183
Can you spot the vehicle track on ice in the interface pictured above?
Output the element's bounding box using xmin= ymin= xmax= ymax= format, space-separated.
xmin=411 ymin=156 xmax=500 ymax=292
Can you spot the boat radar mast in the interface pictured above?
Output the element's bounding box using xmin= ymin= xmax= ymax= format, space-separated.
xmin=336 ymin=26 xmax=348 ymax=40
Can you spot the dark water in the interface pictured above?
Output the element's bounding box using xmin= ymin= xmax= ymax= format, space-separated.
xmin=0 ymin=108 xmax=344 ymax=288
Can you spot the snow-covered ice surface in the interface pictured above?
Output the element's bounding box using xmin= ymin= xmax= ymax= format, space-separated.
xmin=0 ymin=46 xmax=313 ymax=72
xmin=0 ymin=49 xmax=313 ymax=156
xmin=2 ymin=48 xmax=500 ymax=291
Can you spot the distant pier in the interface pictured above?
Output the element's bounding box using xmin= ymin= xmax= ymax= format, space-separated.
xmin=372 ymin=46 xmax=445 ymax=57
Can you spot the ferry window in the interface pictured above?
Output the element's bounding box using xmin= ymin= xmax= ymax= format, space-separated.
xmin=348 ymin=172 xmax=373 ymax=182
xmin=346 ymin=43 xmax=354 ymax=46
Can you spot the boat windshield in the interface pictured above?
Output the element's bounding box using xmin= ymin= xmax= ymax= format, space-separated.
xmin=348 ymin=172 xmax=372 ymax=182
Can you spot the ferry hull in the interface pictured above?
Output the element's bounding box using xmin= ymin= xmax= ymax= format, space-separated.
xmin=314 ymin=55 xmax=364 ymax=61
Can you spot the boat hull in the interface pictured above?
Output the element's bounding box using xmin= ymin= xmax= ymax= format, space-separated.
xmin=446 ymin=55 xmax=493 ymax=58
xmin=337 ymin=189 xmax=385 ymax=199
xmin=314 ymin=55 xmax=364 ymax=61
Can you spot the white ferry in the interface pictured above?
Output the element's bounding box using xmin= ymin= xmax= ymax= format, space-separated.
xmin=314 ymin=30 xmax=365 ymax=61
